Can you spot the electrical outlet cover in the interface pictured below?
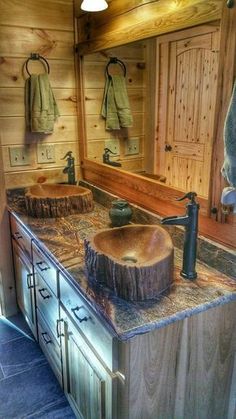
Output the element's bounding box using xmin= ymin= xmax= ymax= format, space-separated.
xmin=9 ymin=146 xmax=30 ymax=167
xmin=105 ymin=139 xmax=120 ymax=155
xmin=124 ymin=138 xmax=140 ymax=155
xmin=37 ymin=144 xmax=55 ymax=164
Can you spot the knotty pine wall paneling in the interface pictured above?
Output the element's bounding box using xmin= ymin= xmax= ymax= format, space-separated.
xmin=0 ymin=0 xmax=79 ymax=189
xmin=83 ymin=43 xmax=146 ymax=173
xmin=0 ymin=0 xmax=78 ymax=314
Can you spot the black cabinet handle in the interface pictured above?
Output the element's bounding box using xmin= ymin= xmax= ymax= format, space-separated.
xmin=38 ymin=288 xmax=51 ymax=300
xmin=71 ymin=306 xmax=89 ymax=323
xmin=36 ymin=261 xmax=50 ymax=272
xmin=26 ymin=273 xmax=34 ymax=289
xmin=41 ymin=332 xmax=52 ymax=344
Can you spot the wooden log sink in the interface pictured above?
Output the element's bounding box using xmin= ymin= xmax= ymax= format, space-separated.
xmin=25 ymin=184 xmax=94 ymax=218
xmin=85 ymin=224 xmax=174 ymax=301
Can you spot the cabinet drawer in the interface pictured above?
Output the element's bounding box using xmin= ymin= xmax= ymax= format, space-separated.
xmin=37 ymin=309 xmax=62 ymax=387
xmin=32 ymin=243 xmax=58 ymax=297
xmin=59 ymin=273 xmax=115 ymax=371
xmin=10 ymin=214 xmax=32 ymax=262
xmin=35 ymin=272 xmax=60 ymax=343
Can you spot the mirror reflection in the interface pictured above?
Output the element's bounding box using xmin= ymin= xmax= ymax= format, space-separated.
xmin=82 ymin=22 xmax=220 ymax=199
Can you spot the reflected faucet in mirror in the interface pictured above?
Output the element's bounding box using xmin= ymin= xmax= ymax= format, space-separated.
xmin=61 ymin=151 xmax=77 ymax=185
xmin=81 ymin=22 xmax=221 ymax=200
xmin=103 ymin=148 xmax=122 ymax=167
xmin=161 ymin=192 xmax=200 ymax=280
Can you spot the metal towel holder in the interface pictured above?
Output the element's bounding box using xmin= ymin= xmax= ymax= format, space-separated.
xmin=105 ymin=57 xmax=126 ymax=78
xmin=24 ymin=53 xmax=50 ymax=76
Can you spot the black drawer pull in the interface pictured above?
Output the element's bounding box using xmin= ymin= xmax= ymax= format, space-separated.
xmin=14 ymin=232 xmax=23 ymax=239
xmin=36 ymin=261 xmax=50 ymax=272
xmin=26 ymin=273 xmax=34 ymax=289
xmin=71 ymin=306 xmax=89 ymax=323
xmin=41 ymin=332 xmax=52 ymax=344
xmin=38 ymin=288 xmax=51 ymax=300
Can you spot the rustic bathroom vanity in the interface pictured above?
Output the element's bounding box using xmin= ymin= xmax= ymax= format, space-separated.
xmin=8 ymin=185 xmax=236 ymax=419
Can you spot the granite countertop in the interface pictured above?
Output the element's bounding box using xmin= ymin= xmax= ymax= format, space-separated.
xmin=7 ymin=188 xmax=236 ymax=341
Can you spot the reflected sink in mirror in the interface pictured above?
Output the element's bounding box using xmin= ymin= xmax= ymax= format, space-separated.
xmin=25 ymin=183 xmax=94 ymax=218
xmin=85 ymin=224 xmax=174 ymax=301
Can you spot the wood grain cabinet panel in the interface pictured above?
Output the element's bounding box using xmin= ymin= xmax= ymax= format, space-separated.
xmin=60 ymin=306 xmax=117 ymax=419
xmin=12 ymin=240 xmax=37 ymax=339
xmin=117 ymin=301 xmax=236 ymax=419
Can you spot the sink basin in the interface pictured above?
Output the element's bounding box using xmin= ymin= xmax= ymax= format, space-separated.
xmin=25 ymin=184 xmax=94 ymax=218
xmin=85 ymin=224 xmax=174 ymax=301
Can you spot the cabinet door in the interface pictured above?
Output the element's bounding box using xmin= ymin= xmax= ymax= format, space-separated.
xmin=13 ymin=242 xmax=37 ymax=338
xmin=61 ymin=309 xmax=116 ymax=419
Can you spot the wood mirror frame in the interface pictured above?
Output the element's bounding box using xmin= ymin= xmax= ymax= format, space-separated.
xmin=75 ymin=0 xmax=236 ymax=249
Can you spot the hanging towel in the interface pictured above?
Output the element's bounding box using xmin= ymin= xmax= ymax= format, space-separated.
xmin=101 ymin=75 xmax=133 ymax=130
xmin=25 ymin=73 xmax=60 ymax=133
xmin=101 ymin=76 xmax=120 ymax=130
xmin=221 ymin=80 xmax=236 ymax=187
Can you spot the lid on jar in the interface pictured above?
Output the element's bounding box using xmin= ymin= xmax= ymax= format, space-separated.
xmin=111 ymin=199 xmax=129 ymax=209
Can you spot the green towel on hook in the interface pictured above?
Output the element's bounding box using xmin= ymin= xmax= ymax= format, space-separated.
xmin=101 ymin=75 xmax=133 ymax=130
xmin=25 ymin=73 xmax=60 ymax=133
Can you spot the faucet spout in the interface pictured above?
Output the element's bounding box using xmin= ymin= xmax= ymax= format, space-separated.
xmin=161 ymin=192 xmax=200 ymax=280
xmin=61 ymin=151 xmax=76 ymax=185
xmin=161 ymin=215 xmax=189 ymax=226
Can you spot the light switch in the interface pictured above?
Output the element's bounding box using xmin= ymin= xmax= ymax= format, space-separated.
xmin=124 ymin=138 xmax=140 ymax=155
xmin=9 ymin=146 xmax=30 ymax=167
xmin=37 ymin=144 xmax=55 ymax=164
xmin=105 ymin=139 xmax=120 ymax=155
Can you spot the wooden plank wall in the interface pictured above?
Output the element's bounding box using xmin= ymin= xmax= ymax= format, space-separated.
xmin=0 ymin=0 xmax=78 ymax=315
xmin=82 ymin=43 xmax=146 ymax=172
xmin=0 ymin=0 xmax=79 ymax=189
xmin=75 ymin=0 xmax=223 ymax=54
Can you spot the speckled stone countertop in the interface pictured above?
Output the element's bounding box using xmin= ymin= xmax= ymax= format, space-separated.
xmin=7 ymin=187 xmax=236 ymax=341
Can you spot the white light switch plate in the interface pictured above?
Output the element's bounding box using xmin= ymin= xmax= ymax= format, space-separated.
xmin=124 ymin=138 xmax=140 ymax=155
xmin=9 ymin=146 xmax=30 ymax=167
xmin=37 ymin=144 xmax=55 ymax=164
xmin=105 ymin=139 xmax=120 ymax=155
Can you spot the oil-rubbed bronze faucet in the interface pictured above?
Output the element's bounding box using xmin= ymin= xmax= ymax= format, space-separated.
xmin=103 ymin=148 xmax=121 ymax=167
xmin=61 ymin=151 xmax=76 ymax=185
xmin=161 ymin=192 xmax=200 ymax=280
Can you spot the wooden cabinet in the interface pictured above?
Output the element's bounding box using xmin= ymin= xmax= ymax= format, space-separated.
xmin=9 ymin=211 xmax=236 ymax=419
xmin=33 ymin=242 xmax=63 ymax=384
xmin=60 ymin=305 xmax=116 ymax=419
xmin=12 ymin=239 xmax=37 ymax=339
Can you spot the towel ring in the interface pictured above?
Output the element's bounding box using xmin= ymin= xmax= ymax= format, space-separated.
xmin=106 ymin=57 xmax=126 ymax=78
xmin=24 ymin=53 xmax=50 ymax=76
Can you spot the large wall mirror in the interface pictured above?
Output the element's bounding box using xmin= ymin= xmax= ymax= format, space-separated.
xmin=81 ymin=22 xmax=220 ymax=205
xmin=76 ymin=0 xmax=236 ymax=248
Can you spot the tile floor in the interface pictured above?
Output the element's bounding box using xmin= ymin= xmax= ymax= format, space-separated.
xmin=0 ymin=312 xmax=75 ymax=418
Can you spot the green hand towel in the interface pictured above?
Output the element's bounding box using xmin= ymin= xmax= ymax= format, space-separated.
xmin=101 ymin=76 xmax=120 ymax=130
xmin=25 ymin=73 xmax=60 ymax=133
xmin=101 ymin=75 xmax=133 ymax=130
xmin=112 ymin=75 xmax=133 ymax=128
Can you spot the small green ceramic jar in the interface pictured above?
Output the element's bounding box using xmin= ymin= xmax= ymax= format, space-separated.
xmin=109 ymin=199 xmax=132 ymax=227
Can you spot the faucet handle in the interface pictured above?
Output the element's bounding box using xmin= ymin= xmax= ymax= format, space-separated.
xmin=176 ymin=192 xmax=197 ymax=203
xmin=104 ymin=148 xmax=117 ymax=155
xmin=61 ymin=151 xmax=73 ymax=160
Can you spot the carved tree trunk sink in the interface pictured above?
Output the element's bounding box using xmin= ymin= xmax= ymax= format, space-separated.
xmin=25 ymin=184 xmax=94 ymax=218
xmin=85 ymin=224 xmax=174 ymax=301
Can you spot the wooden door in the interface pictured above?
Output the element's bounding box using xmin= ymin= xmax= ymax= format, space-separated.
xmin=156 ymin=25 xmax=220 ymax=198
xmin=13 ymin=242 xmax=37 ymax=338
xmin=60 ymin=307 xmax=115 ymax=419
